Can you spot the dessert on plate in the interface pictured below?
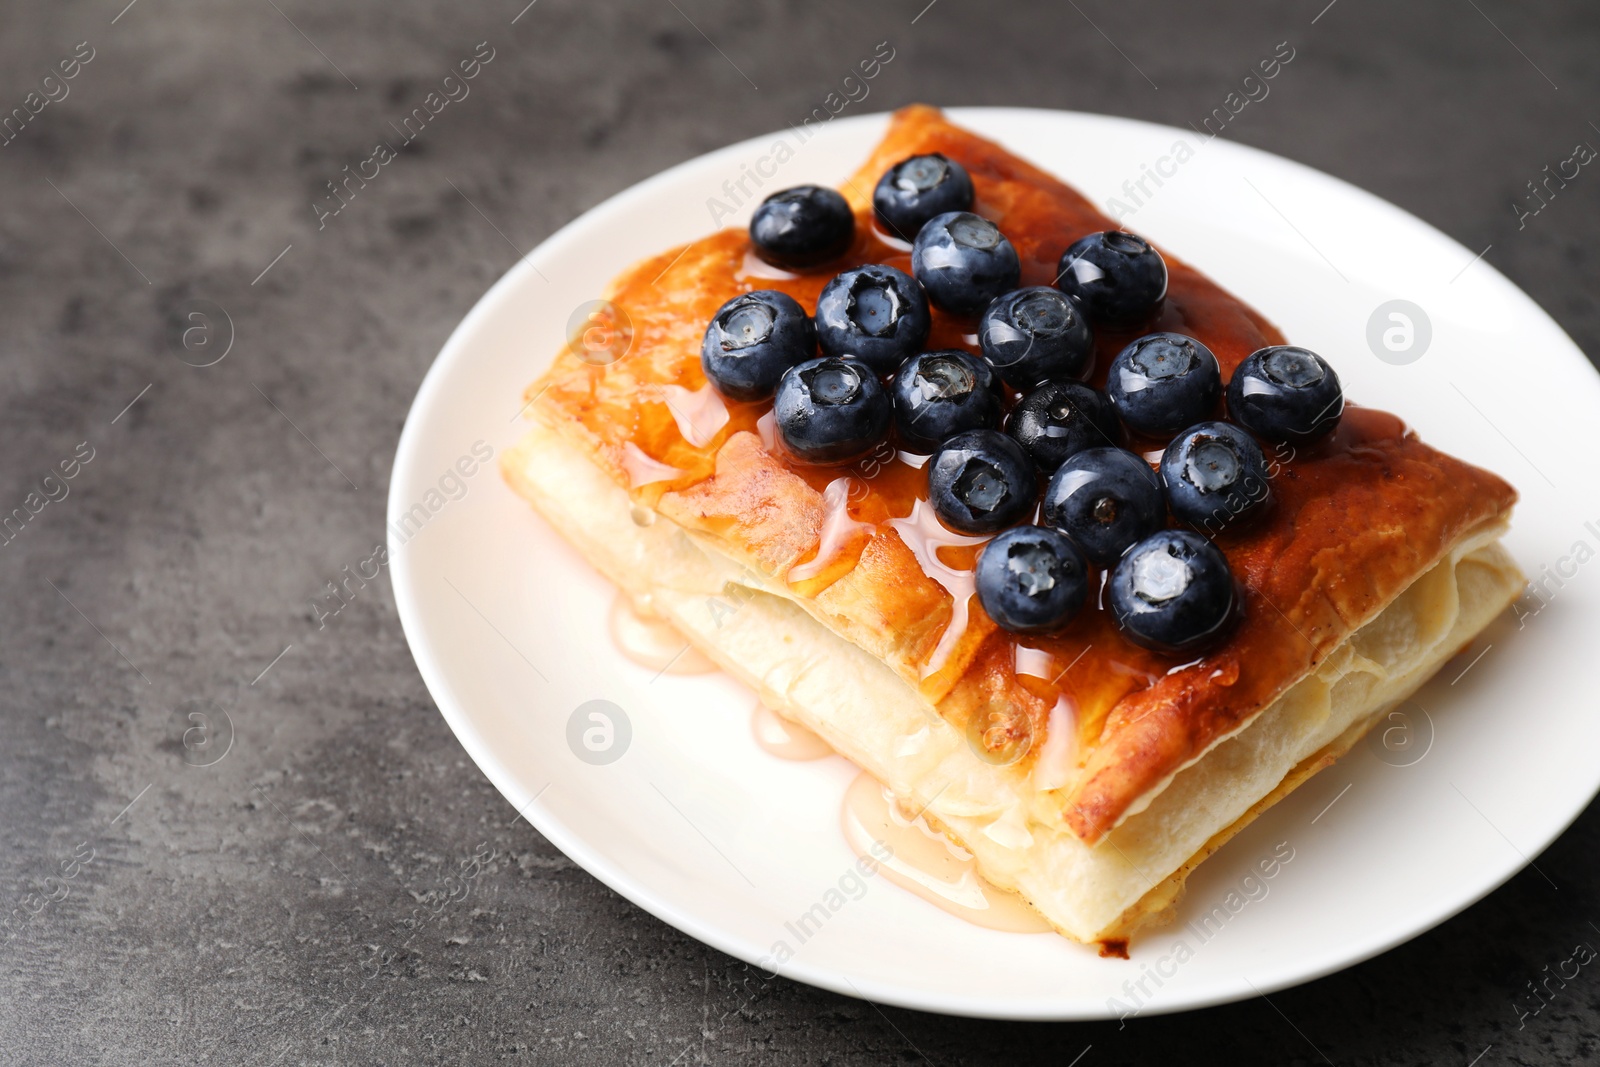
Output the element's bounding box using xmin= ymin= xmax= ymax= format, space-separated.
xmin=502 ymin=105 xmax=1523 ymax=950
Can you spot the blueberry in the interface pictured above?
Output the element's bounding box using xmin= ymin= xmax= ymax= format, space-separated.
xmin=891 ymin=350 xmax=1002 ymax=453
xmin=927 ymin=429 xmax=1037 ymax=534
xmin=773 ymin=357 xmax=891 ymax=465
xmin=976 ymin=525 xmax=1089 ymax=634
xmin=1006 ymin=382 xmax=1120 ymax=474
xmin=911 ymin=211 xmax=1021 ymax=317
xmin=873 ymin=154 xmax=975 ymax=240
xmin=1056 ymin=230 xmax=1167 ymax=324
xmin=1040 ymin=447 xmax=1165 ymax=568
xmin=749 ymin=185 xmax=855 ymax=270
xmin=1108 ymin=529 xmax=1239 ymax=655
xmin=1106 ymin=332 xmax=1222 ymax=438
xmin=978 ymin=287 xmax=1096 ymax=388
xmin=699 ymin=290 xmax=816 ymax=402
xmin=814 ymin=264 xmax=932 ymax=377
xmin=1160 ymin=421 xmax=1273 ymax=533
xmin=1227 ymin=346 xmax=1344 ymax=444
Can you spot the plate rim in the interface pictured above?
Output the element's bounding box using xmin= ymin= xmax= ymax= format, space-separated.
xmin=388 ymin=105 xmax=1599 ymax=1020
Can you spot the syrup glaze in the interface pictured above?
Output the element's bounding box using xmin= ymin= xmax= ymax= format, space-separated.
xmin=537 ymin=107 xmax=1516 ymax=840
xmin=786 ymin=476 xmax=872 ymax=591
xmin=750 ymin=701 xmax=835 ymax=761
xmin=841 ymin=772 xmax=1053 ymax=933
xmin=607 ymin=592 xmax=717 ymax=675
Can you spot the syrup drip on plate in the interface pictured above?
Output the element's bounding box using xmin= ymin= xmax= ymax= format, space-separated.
xmin=841 ymin=772 xmax=1053 ymax=933
xmin=887 ymin=499 xmax=989 ymax=678
xmin=750 ymin=701 xmax=835 ymax=761
xmin=607 ymin=592 xmax=716 ymax=674
xmin=788 ymin=477 xmax=872 ymax=585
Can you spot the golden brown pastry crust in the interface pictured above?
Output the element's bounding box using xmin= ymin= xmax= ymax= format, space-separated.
xmin=525 ymin=105 xmax=1517 ymax=845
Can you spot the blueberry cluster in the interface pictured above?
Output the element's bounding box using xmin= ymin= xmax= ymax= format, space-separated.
xmin=700 ymin=161 xmax=1346 ymax=656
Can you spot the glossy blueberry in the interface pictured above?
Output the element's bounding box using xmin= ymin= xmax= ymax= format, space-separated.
xmin=814 ymin=264 xmax=932 ymax=377
xmin=1040 ymin=447 xmax=1165 ymax=568
xmin=911 ymin=211 xmax=1021 ymax=317
xmin=1108 ymin=529 xmax=1239 ymax=655
xmin=1106 ymin=332 xmax=1222 ymax=438
xmin=1160 ymin=421 xmax=1273 ymax=533
xmin=749 ymin=185 xmax=854 ymax=270
xmin=873 ymin=154 xmax=975 ymax=240
xmin=927 ymin=429 xmax=1038 ymax=534
xmin=891 ymin=350 xmax=1002 ymax=453
xmin=1006 ymin=382 xmax=1120 ymax=474
xmin=978 ymin=287 xmax=1096 ymax=388
xmin=976 ymin=525 xmax=1089 ymax=635
xmin=773 ymin=357 xmax=891 ymax=465
xmin=699 ymin=290 xmax=816 ymax=402
xmin=1056 ymin=230 xmax=1168 ymax=324
xmin=1227 ymin=346 xmax=1344 ymax=444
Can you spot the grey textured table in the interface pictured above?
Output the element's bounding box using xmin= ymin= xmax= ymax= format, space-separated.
xmin=2 ymin=0 xmax=1597 ymax=1063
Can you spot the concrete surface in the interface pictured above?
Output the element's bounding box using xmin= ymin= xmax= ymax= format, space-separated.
xmin=1 ymin=0 xmax=1598 ymax=1063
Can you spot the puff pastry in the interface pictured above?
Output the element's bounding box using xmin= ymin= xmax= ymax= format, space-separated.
xmin=503 ymin=106 xmax=1523 ymax=946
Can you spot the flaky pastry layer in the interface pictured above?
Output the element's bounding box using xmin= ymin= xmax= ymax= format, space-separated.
xmin=503 ymin=420 xmax=1524 ymax=943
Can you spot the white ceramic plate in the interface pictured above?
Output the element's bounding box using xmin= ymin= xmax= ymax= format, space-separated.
xmin=388 ymin=108 xmax=1600 ymax=1020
